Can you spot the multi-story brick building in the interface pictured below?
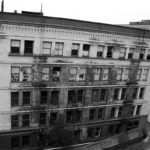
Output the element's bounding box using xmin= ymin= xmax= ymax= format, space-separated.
xmin=0 ymin=11 xmax=150 ymax=150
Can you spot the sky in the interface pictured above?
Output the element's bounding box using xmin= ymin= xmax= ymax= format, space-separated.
xmin=2 ymin=0 xmax=150 ymax=24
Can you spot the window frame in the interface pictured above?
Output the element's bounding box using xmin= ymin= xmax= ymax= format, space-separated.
xmin=24 ymin=40 xmax=34 ymax=55
xmin=10 ymin=39 xmax=21 ymax=54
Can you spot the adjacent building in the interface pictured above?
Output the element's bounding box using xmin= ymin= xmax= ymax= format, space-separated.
xmin=0 ymin=11 xmax=150 ymax=149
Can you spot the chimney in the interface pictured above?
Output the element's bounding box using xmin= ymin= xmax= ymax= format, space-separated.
xmin=1 ymin=0 xmax=4 ymax=12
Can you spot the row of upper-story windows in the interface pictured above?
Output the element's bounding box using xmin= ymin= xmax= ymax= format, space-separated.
xmin=11 ymin=66 xmax=149 ymax=83
xmin=10 ymin=39 xmax=150 ymax=60
xmin=11 ymin=104 xmax=142 ymax=130
xmin=11 ymin=87 xmax=145 ymax=107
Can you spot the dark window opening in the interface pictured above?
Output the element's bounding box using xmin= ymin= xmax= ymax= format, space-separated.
xmin=97 ymin=51 xmax=103 ymax=57
xmin=136 ymin=105 xmax=142 ymax=115
xmin=115 ymin=124 xmax=122 ymax=134
xmin=68 ymin=90 xmax=76 ymax=103
xmin=121 ymin=88 xmax=127 ymax=100
xmin=87 ymin=127 xmax=94 ymax=138
xmin=40 ymin=91 xmax=47 ymax=104
xmin=22 ymin=135 xmax=30 ymax=147
xmin=127 ymin=121 xmax=139 ymax=131
xmin=11 ymin=92 xmax=19 ymax=107
xmin=11 ymin=136 xmax=20 ymax=149
xmin=50 ymin=112 xmax=57 ymax=124
xmin=40 ymin=113 xmax=46 ymax=125
xmin=73 ymin=130 xmax=81 ymax=141
xmin=89 ymin=109 xmax=96 ymax=120
xmin=11 ymin=115 xmax=19 ymax=129
xmin=24 ymin=40 xmax=33 ymax=55
xmin=113 ymin=89 xmax=119 ymax=100
xmin=51 ymin=91 xmax=59 ymax=105
xmin=92 ymin=89 xmax=98 ymax=102
xmin=100 ymin=89 xmax=107 ymax=101
xmin=71 ymin=50 xmax=78 ymax=57
xmin=139 ymin=88 xmax=145 ymax=99
xmin=82 ymin=44 xmax=90 ymax=57
xmin=23 ymin=91 xmax=30 ymax=105
xmin=52 ymin=67 xmax=61 ymax=81
xmin=132 ymin=88 xmax=138 ymax=99
xmin=111 ymin=107 xmax=115 ymax=118
xmin=97 ymin=108 xmax=104 ymax=119
xmin=22 ymin=114 xmax=30 ymax=127
xmin=118 ymin=107 xmax=123 ymax=118
xmin=77 ymin=90 xmax=84 ymax=102
xmin=107 ymin=46 xmax=113 ymax=58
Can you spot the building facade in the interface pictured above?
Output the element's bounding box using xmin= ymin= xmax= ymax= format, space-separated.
xmin=0 ymin=11 xmax=150 ymax=150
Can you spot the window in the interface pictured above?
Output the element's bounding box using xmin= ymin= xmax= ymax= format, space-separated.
xmin=42 ymin=41 xmax=52 ymax=55
xmin=24 ymin=40 xmax=33 ymax=55
xmin=87 ymin=127 xmax=101 ymax=139
xmin=121 ymin=88 xmax=127 ymax=100
xmin=94 ymin=68 xmax=101 ymax=81
xmin=40 ymin=113 xmax=47 ymax=125
xmin=115 ymin=124 xmax=122 ymax=134
xmin=22 ymin=67 xmax=32 ymax=82
xmin=117 ymin=68 xmax=123 ymax=80
xmin=22 ymin=114 xmax=30 ymax=127
xmin=69 ymin=67 xmax=77 ymax=81
xmin=128 ymin=48 xmax=134 ymax=59
xmin=111 ymin=107 xmax=123 ymax=118
xmin=22 ymin=91 xmax=30 ymax=105
xmin=11 ymin=92 xmax=19 ymax=107
xmin=77 ymin=90 xmax=84 ymax=102
xmin=124 ymin=68 xmax=130 ymax=81
xmin=136 ymin=105 xmax=142 ymax=115
xmin=71 ymin=43 xmax=79 ymax=57
xmin=66 ymin=110 xmax=82 ymax=123
xmin=139 ymin=49 xmax=145 ymax=60
xmin=127 ymin=121 xmax=139 ymax=130
xmin=52 ymin=67 xmax=61 ymax=81
xmin=119 ymin=47 xmax=126 ymax=58
xmin=111 ymin=107 xmax=116 ymax=118
xmin=136 ymin=69 xmax=142 ymax=80
xmin=73 ymin=130 xmax=81 ymax=141
xmin=11 ymin=115 xmax=19 ymax=128
xmin=22 ymin=135 xmax=30 ymax=147
xmin=11 ymin=136 xmax=20 ymax=149
xmin=113 ymin=88 xmax=119 ymax=100
xmin=92 ymin=89 xmax=99 ymax=102
xmin=82 ymin=44 xmax=90 ymax=57
xmin=97 ymin=45 xmax=104 ymax=58
xmin=50 ymin=112 xmax=57 ymax=124
xmin=51 ymin=91 xmax=59 ymax=105
xmin=42 ymin=67 xmax=49 ymax=81
xmin=130 ymin=106 xmax=135 ymax=116
xmin=77 ymin=67 xmax=86 ymax=81
xmin=107 ymin=46 xmax=113 ymax=58
xmin=118 ymin=107 xmax=123 ymax=118
xmin=132 ymin=88 xmax=138 ymax=99
xmin=40 ymin=91 xmax=47 ymax=104
xmin=68 ymin=90 xmax=76 ymax=103
xmin=100 ymin=89 xmax=107 ymax=101
xmin=89 ymin=108 xmax=104 ymax=120
xmin=108 ymin=125 xmax=115 ymax=135
xmin=11 ymin=67 xmax=20 ymax=82
xmin=102 ymin=68 xmax=110 ymax=80
xmin=147 ymin=49 xmax=150 ymax=60
xmin=11 ymin=40 xmax=20 ymax=54
xmin=55 ymin=42 xmax=63 ymax=56
xmin=139 ymin=87 xmax=145 ymax=99
xmin=142 ymin=69 xmax=149 ymax=81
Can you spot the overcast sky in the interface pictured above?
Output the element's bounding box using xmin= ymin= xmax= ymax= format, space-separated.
xmin=3 ymin=0 xmax=150 ymax=24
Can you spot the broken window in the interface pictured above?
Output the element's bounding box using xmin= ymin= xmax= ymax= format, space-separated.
xmin=11 ymin=115 xmax=19 ymax=129
xmin=22 ymin=91 xmax=30 ymax=105
xmin=42 ymin=41 xmax=52 ymax=55
xmin=130 ymin=105 xmax=135 ymax=116
xmin=139 ymin=87 xmax=145 ymax=99
xmin=121 ymin=88 xmax=127 ymax=100
xmin=66 ymin=110 xmax=82 ymax=123
xmin=128 ymin=48 xmax=134 ymax=59
xmin=22 ymin=135 xmax=30 ymax=147
xmin=97 ymin=45 xmax=104 ymax=58
xmin=71 ymin=43 xmax=79 ymax=57
xmin=136 ymin=69 xmax=142 ymax=80
xmin=42 ymin=67 xmax=49 ymax=81
xmin=77 ymin=67 xmax=86 ymax=81
xmin=69 ymin=67 xmax=77 ymax=81
xmin=139 ymin=49 xmax=145 ymax=60
xmin=24 ymin=40 xmax=33 ymax=55
xmin=40 ymin=91 xmax=47 ymax=104
xmin=22 ymin=114 xmax=30 ymax=127
xmin=136 ymin=105 xmax=142 ymax=115
xmin=119 ymin=47 xmax=126 ymax=58
xmin=22 ymin=67 xmax=32 ymax=82
xmin=51 ymin=91 xmax=59 ymax=105
xmin=11 ymin=67 xmax=20 ymax=82
xmin=11 ymin=40 xmax=20 ymax=54
xmin=39 ymin=113 xmax=47 ymax=125
xmin=11 ymin=92 xmax=19 ymax=107
xmin=113 ymin=88 xmax=119 ymax=100
xmin=124 ymin=68 xmax=130 ymax=81
xmin=142 ymin=69 xmax=149 ymax=81
xmin=102 ymin=68 xmax=110 ymax=80
xmin=82 ymin=44 xmax=90 ymax=57
xmin=52 ymin=67 xmax=61 ymax=81
xmin=116 ymin=68 xmax=123 ymax=80
xmin=132 ymin=88 xmax=138 ymax=99
xmin=92 ymin=89 xmax=99 ymax=102
xmin=107 ymin=46 xmax=113 ymax=58
xmin=100 ymin=89 xmax=107 ymax=101
xmin=50 ymin=112 xmax=57 ymax=124
xmin=94 ymin=68 xmax=101 ymax=81
xmin=87 ymin=126 xmax=101 ymax=139
xmin=147 ymin=49 xmax=150 ymax=60
xmin=11 ymin=136 xmax=20 ymax=149
xmin=55 ymin=42 xmax=63 ymax=56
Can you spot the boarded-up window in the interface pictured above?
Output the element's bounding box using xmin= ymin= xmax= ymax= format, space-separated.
xmin=42 ymin=41 xmax=52 ymax=55
xmin=42 ymin=67 xmax=49 ymax=81
xmin=55 ymin=42 xmax=63 ymax=55
xmin=11 ymin=67 xmax=20 ymax=82
xmin=97 ymin=46 xmax=104 ymax=57
xmin=11 ymin=40 xmax=20 ymax=54
xmin=22 ymin=67 xmax=32 ymax=82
